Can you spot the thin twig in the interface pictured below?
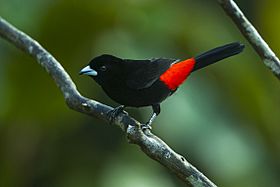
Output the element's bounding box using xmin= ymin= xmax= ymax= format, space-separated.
xmin=218 ymin=0 xmax=280 ymax=79
xmin=0 ymin=17 xmax=217 ymax=187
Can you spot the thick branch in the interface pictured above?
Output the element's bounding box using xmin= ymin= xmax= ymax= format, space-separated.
xmin=0 ymin=17 xmax=216 ymax=187
xmin=218 ymin=0 xmax=280 ymax=79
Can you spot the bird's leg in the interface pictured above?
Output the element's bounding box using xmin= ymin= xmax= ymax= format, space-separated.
xmin=107 ymin=105 xmax=127 ymax=124
xmin=141 ymin=104 xmax=160 ymax=130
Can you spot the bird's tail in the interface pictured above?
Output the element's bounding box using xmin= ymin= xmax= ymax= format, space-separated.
xmin=192 ymin=42 xmax=245 ymax=72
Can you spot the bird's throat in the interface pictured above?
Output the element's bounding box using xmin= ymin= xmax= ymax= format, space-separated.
xmin=159 ymin=58 xmax=195 ymax=90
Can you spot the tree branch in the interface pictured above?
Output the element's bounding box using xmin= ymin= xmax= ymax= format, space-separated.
xmin=0 ymin=17 xmax=216 ymax=187
xmin=218 ymin=0 xmax=280 ymax=79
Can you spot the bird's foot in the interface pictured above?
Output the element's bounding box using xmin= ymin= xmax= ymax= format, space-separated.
xmin=107 ymin=105 xmax=127 ymax=124
xmin=141 ymin=112 xmax=156 ymax=131
xmin=141 ymin=123 xmax=152 ymax=131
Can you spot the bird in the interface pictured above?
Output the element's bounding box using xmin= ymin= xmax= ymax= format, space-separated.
xmin=80 ymin=42 xmax=244 ymax=129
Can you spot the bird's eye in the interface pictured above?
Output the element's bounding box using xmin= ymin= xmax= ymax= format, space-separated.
xmin=100 ymin=66 xmax=107 ymax=71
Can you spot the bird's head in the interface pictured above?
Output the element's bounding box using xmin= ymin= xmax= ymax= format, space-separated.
xmin=79 ymin=54 xmax=123 ymax=85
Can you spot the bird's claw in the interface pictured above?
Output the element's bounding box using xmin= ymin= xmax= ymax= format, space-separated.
xmin=141 ymin=112 xmax=156 ymax=131
xmin=141 ymin=123 xmax=152 ymax=131
xmin=107 ymin=105 xmax=127 ymax=124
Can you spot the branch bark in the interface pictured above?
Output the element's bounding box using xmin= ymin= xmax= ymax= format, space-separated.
xmin=218 ymin=0 xmax=280 ymax=79
xmin=0 ymin=17 xmax=216 ymax=187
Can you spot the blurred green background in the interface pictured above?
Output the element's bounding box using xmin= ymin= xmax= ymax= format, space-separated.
xmin=0 ymin=0 xmax=280 ymax=186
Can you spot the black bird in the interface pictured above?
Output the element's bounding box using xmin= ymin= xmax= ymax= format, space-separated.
xmin=80 ymin=42 xmax=244 ymax=128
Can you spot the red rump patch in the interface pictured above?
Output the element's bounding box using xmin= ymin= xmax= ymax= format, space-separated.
xmin=160 ymin=58 xmax=196 ymax=90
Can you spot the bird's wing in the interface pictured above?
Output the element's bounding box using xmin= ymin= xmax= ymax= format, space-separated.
xmin=123 ymin=58 xmax=179 ymax=90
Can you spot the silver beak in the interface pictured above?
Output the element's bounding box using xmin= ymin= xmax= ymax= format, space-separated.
xmin=79 ymin=65 xmax=98 ymax=76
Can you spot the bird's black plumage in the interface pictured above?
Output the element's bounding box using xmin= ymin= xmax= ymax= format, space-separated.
xmin=80 ymin=42 xmax=245 ymax=128
xmin=193 ymin=42 xmax=244 ymax=71
xmin=84 ymin=54 xmax=175 ymax=107
xmin=124 ymin=58 xmax=179 ymax=89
